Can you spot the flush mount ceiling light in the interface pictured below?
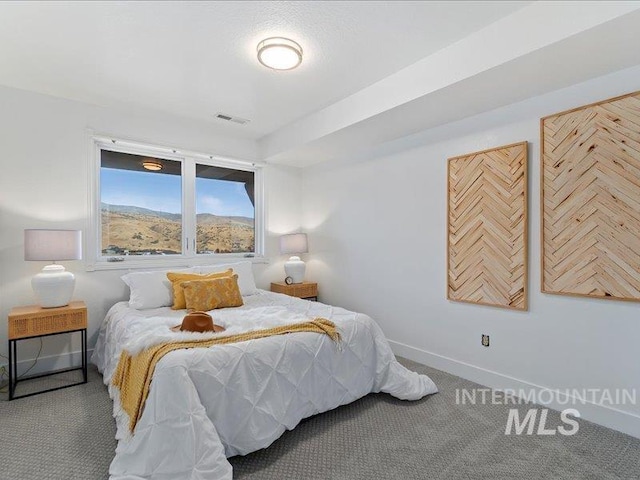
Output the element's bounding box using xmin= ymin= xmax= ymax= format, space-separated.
xmin=142 ymin=161 xmax=163 ymax=171
xmin=257 ymin=37 xmax=303 ymax=71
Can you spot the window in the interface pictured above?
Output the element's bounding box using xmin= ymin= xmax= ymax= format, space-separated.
xmin=195 ymin=164 xmax=255 ymax=254
xmin=89 ymin=137 xmax=263 ymax=269
xmin=101 ymin=151 xmax=183 ymax=256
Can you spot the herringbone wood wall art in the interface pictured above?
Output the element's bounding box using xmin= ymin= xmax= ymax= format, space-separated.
xmin=541 ymin=91 xmax=640 ymax=302
xmin=448 ymin=142 xmax=528 ymax=310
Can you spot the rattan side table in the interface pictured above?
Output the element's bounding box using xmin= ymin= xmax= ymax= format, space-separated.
xmin=270 ymin=282 xmax=318 ymax=301
xmin=8 ymin=300 xmax=87 ymax=400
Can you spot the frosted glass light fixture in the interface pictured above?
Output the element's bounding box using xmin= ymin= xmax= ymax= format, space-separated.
xmin=142 ymin=161 xmax=163 ymax=171
xmin=24 ymin=229 xmax=82 ymax=308
xmin=280 ymin=233 xmax=308 ymax=284
xmin=257 ymin=37 xmax=303 ymax=71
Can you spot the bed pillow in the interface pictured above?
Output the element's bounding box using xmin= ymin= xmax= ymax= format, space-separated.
xmin=121 ymin=268 xmax=197 ymax=310
xmin=182 ymin=275 xmax=244 ymax=311
xmin=166 ymin=269 xmax=233 ymax=310
xmin=197 ymin=261 xmax=258 ymax=296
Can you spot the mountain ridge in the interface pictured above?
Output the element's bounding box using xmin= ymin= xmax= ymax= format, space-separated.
xmin=101 ymin=202 xmax=253 ymax=226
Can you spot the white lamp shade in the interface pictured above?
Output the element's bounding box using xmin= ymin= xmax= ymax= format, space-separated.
xmin=279 ymin=233 xmax=308 ymax=255
xmin=24 ymin=229 xmax=82 ymax=261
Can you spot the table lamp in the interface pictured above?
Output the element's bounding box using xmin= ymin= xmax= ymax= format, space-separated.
xmin=24 ymin=229 xmax=82 ymax=308
xmin=279 ymin=233 xmax=308 ymax=284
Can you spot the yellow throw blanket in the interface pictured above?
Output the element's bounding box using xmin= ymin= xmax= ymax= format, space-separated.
xmin=112 ymin=318 xmax=341 ymax=433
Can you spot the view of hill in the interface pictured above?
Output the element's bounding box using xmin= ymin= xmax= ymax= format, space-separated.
xmin=101 ymin=203 xmax=254 ymax=255
xmin=101 ymin=202 xmax=182 ymax=221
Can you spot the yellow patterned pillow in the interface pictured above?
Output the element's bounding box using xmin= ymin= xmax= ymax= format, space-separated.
xmin=182 ymin=274 xmax=244 ymax=311
xmin=167 ymin=269 xmax=233 ymax=310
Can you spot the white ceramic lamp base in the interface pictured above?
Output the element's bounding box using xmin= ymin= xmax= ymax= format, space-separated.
xmin=284 ymin=256 xmax=306 ymax=284
xmin=32 ymin=264 xmax=76 ymax=308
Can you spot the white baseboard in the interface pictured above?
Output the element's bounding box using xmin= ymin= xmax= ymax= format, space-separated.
xmin=1 ymin=349 xmax=94 ymax=379
xmin=389 ymin=339 xmax=640 ymax=440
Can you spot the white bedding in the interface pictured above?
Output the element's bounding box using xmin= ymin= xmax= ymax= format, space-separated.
xmin=92 ymin=290 xmax=438 ymax=480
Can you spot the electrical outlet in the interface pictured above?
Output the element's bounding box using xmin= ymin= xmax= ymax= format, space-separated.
xmin=481 ymin=334 xmax=490 ymax=347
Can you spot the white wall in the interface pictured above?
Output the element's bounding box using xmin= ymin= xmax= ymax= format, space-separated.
xmin=0 ymin=85 xmax=302 ymax=374
xmin=301 ymin=65 xmax=640 ymax=438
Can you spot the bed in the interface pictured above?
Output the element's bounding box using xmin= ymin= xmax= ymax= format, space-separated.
xmin=92 ymin=263 xmax=438 ymax=480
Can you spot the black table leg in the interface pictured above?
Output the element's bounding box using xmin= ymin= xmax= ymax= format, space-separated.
xmin=82 ymin=329 xmax=87 ymax=383
xmin=8 ymin=340 xmax=14 ymax=400
xmin=9 ymin=329 xmax=88 ymax=400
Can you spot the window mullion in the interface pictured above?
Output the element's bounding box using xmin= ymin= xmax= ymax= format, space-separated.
xmin=182 ymin=157 xmax=196 ymax=258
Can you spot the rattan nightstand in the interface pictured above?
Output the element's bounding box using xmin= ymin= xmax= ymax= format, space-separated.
xmin=8 ymin=300 xmax=88 ymax=400
xmin=270 ymin=282 xmax=318 ymax=301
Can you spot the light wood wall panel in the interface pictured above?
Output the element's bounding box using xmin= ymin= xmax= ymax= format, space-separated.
xmin=541 ymin=91 xmax=640 ymax=302
xmin=448 ymin=142 xmax=528 ymax=310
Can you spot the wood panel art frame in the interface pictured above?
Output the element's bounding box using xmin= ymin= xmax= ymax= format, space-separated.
xmin=447 ymin=142 xmax=528 ymax=310
xmin=541 ymin=91 xmax=640 ymax=302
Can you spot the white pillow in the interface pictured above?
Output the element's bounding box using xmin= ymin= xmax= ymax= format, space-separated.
xmin=197 ymin=261 xmax=258 ymax=296
xmin=121 ymin=268 xmax=197 ymax=309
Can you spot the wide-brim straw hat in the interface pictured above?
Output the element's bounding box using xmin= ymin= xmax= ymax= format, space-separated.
xmin=171 ymin=311 xmax=225 ymax=333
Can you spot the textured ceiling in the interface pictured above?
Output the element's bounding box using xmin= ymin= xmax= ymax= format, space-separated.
xmin=260 ymin=3 xmax=640 ymax=166
xmin=0 ymin=1 xmax=529 ymax=138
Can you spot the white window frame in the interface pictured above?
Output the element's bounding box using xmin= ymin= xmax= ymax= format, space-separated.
xmin=86 ymin=135 xmax=264 ymax=271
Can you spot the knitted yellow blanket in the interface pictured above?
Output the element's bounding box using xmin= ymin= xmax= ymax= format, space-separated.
xmin=112 ymin=318 xmax=341 ymax=433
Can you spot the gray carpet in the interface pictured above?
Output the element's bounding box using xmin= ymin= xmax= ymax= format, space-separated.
xmin=0 ymin=359 xmax=639 ymax=479
xmin=0 ymin=368 xmax=116 ymax=480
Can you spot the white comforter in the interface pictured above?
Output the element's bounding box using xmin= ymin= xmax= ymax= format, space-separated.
xmin=92 ymin=290 xmax=437 ymax=480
